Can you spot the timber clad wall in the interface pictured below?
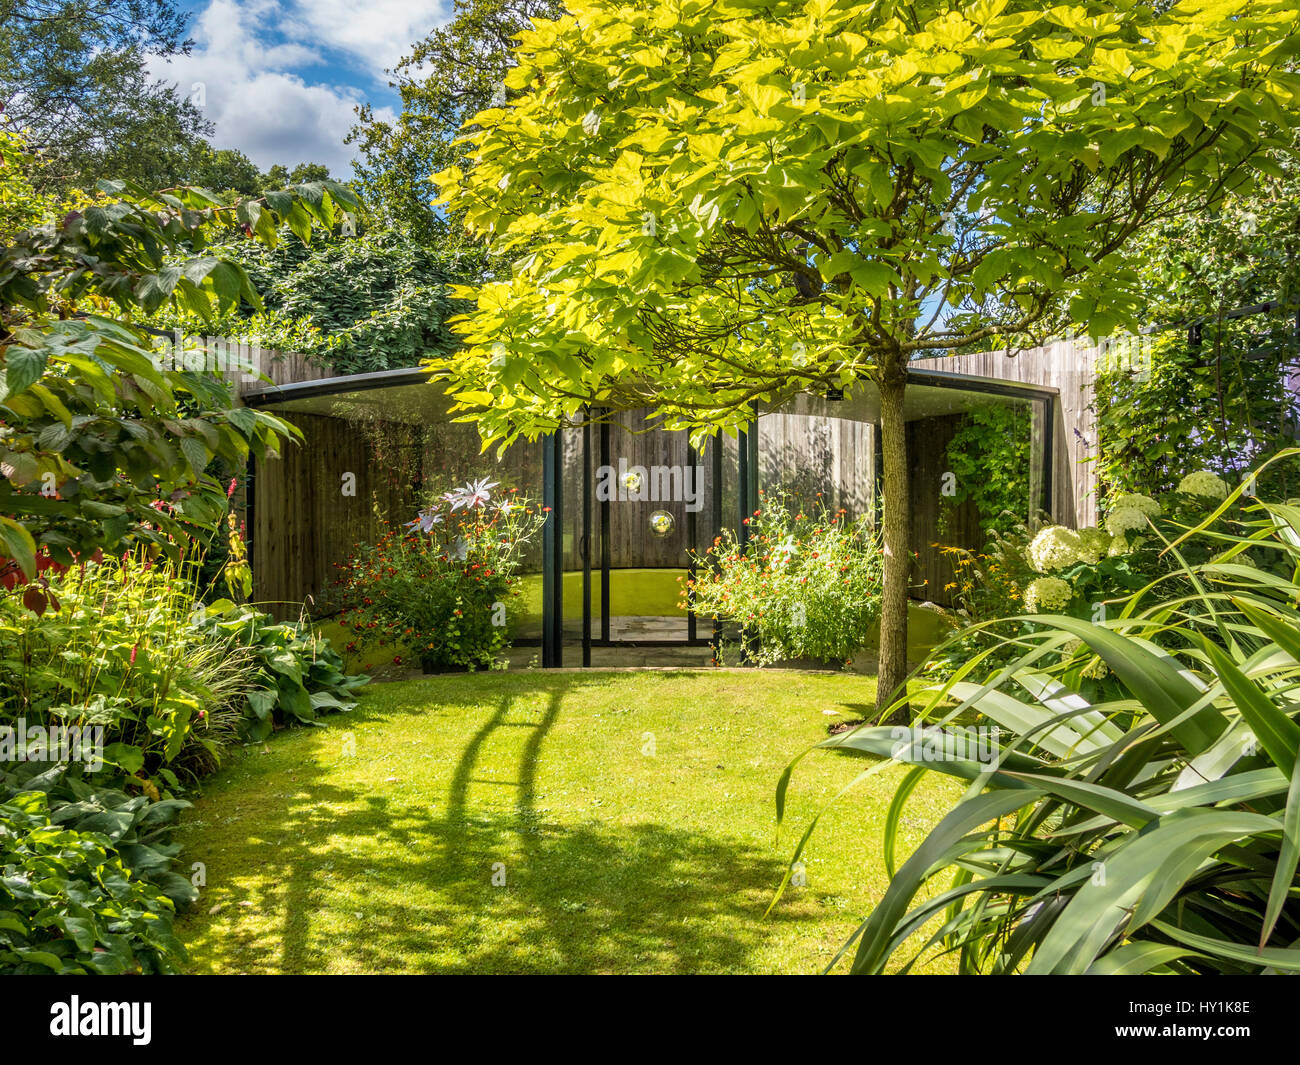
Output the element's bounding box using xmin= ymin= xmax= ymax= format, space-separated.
xmin=251 ymin=412 xmax=394 ymax=616
xmin=758 ymin=412 xmax=874 ymax=521
xmin=235 ymin=347 xmax=336 ymax=391
xmin=251 ymin=409 xmax=546 ymax=620
xmin=242 ymin=342 xmax=1099 ymax=616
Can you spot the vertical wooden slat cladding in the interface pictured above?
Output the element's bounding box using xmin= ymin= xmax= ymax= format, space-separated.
xmin=756 ymin=412 xmax=874 ymax=521
xmin=253 ymin=405 xmax=553 ymax=620
xmin=596 ymin=410 xmax=715 ymax=569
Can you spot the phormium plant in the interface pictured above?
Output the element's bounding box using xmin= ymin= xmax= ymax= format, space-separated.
xmin=780 ymin=454 xmax=1300 ymax=974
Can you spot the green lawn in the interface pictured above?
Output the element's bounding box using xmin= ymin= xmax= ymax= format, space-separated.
xmin=176 ymin=670 xmax=961 ymax=974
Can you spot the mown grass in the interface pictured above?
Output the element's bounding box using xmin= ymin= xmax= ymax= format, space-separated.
xmin=176 ymin=669 xmax=961 ymax=974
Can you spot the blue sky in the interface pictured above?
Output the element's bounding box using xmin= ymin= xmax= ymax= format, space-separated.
xmin=147 ymin=0 xmax=453 ymax=176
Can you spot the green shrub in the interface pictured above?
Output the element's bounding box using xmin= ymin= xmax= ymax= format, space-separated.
xmin=2 ymin=761 xmax=197 ymax=900
xmin=0 ymin=551 xmax=368 ymax=785
xmin=0 ymin=786 xmax=185 ymax=974
xmin=0 ymin=552 xmax=252 ymax=785
xmin=193 ymin=600 xmax=367 ymax=741
xmin=333 ymin=482 xmax=546 ymax=671
xmin=928 ymin=473 xmax=1269 ymax=684
xmin=782 ymin=456 xmax=1300 ymax=973
xmin=688 ymin=493 xmax=884 ymax=666
xmin=1095 ymin=326 xmax=1300 ymax=502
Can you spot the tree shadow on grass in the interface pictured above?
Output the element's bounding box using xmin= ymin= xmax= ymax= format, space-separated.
xmin=179 ymin=680 xmax=815 ymax=974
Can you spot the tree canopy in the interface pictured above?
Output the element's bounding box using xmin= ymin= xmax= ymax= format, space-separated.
xmin=0 ymin=0 xmax=211 ymax=193
xmin=350 ymin=0 xmax=564 ymax=243
xmin=433 ymin=0 xmax=1300 ymax=710
xmin=435 ymin=0 xmax=1300 ymax=439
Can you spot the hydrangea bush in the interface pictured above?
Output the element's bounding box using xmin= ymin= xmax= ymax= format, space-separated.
xmin=930 ymin=470 xmax=1262 ymax=687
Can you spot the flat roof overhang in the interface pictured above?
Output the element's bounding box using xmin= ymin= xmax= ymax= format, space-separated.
xmin=240 ymin=365 xmax=1059 ymax=426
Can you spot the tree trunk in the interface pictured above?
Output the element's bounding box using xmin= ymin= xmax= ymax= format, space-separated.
xmin=876 ymin=367 xmax=910 ymax=721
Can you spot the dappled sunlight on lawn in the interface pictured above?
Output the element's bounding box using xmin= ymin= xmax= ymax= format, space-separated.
xmin=176 ymin=671 xmax=960 ymax=974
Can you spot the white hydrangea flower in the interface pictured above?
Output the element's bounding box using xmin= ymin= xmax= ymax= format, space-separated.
xmin=1178 ymin=470 xmax=1229 ymax=501
xmin=1109 ymin=492 xmax=1161 ymax=519
xmin=1063 ymin=638 xmax=1110 ymax=679
xmin=1105 ymin=507 xmax=1149 ymax=537
xmin=1024 ymin=576 xmax=1072 ymax=613
xmin=1026 ymin=526 xmax=1084 ymax=573
xmin=1081 ymin=656 xmax=1110 ymax=680
xmin=1107 ymin=535 xmax=1141 ymax=557
xmin=1077 ymin=526 xmax=1112 ymax=564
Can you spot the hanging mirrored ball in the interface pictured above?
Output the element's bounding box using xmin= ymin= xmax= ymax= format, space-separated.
xmin=649 ymin=509 xmax=675 ymax=538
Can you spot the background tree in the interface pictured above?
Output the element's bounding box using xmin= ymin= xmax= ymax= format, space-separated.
xmin=260 ymin=162 xmax=333 ymax=192
xmin=433 ymin=0 xmax=1300 ymax=713
xmin=0 ymin=0 xmax=212 ymax=193
xmin=188 ymin=146 xmax=263 ymax=196
xmin=350 ymin=0 xmax=562 ymax=244
xmin=1093 ymin=129 xmax=1300 ymax=500
xmin=145 ymin=221 xmax=479 ymax=375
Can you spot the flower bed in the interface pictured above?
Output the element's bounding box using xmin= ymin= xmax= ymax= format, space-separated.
xmin=686 ymin=492 xmax=884 ymax=666
xmin=332 ymin=480 xmax=546 ymax=672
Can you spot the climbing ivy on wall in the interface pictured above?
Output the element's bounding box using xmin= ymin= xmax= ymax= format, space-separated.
xmin=940 ymin=403 xmax=1033 ymax=540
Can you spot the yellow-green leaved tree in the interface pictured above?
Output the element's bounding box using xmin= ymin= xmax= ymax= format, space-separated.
xmin=434 ymin=0 xmax=1300 ymax=711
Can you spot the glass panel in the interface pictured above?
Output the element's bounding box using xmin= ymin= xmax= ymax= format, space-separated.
xmin=245 ymin=381 xmax=546 ymax=640
xmin=759 ymin=380 xmax=1048 ymax=608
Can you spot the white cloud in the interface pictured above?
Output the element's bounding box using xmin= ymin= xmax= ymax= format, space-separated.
xmin=146 ymin=0 xmax=413 ymax=176
xmin=286 ymin=0 xmax=451 ymax=74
